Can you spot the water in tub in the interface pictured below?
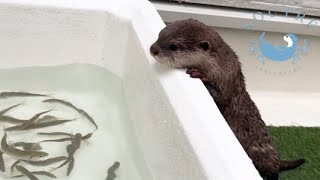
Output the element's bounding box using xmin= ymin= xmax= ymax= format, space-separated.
xmin=0 ymin=64 xmax=149 ymax=180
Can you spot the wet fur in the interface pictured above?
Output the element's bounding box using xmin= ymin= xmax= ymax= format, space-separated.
xmin=150 ymin=19 xmax=305 ymax=179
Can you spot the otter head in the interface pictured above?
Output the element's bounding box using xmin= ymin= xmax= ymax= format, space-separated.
xmin=150 ymin=19 xmax=245 ymax=98
xmin=150 ymin=19 xmax=217 ymax=68
xmin=150 ymin=19 xmax=239 ymax=81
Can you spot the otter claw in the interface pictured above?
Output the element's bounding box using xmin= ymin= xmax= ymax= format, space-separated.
xmin=186 ymin=68 xmax=198 ymax=74
xmin=186 ymin=68 xmax=209 ymax=82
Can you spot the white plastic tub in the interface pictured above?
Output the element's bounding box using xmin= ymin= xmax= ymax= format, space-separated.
xmin=0 ymin=0 xmax=262 ymax=180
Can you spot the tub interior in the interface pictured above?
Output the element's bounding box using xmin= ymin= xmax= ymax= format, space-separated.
xmin=0 ymin=64 xmax=150 ymax=180
xmin=0 ymin=2 xmax=172 ymax=179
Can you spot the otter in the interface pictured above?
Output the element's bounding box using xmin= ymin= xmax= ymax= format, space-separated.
xmin=150 ymin=19 xmax=305 ymax=180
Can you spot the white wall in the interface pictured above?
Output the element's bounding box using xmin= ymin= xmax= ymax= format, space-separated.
xmin=215 ymin=27 xmax=320 ymax=126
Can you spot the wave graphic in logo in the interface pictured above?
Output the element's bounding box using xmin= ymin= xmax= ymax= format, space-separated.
xmin=259 ymin=32 xmax=298 ymax=61
xmin=248 ymin=33 xmax=310 ymax=64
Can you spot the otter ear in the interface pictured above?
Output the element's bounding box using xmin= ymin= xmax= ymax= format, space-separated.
xmin=198 ymin=41 xmax=210 ymax=51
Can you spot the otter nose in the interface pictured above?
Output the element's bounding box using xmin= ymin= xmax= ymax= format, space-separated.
xmin=150 ymin=44 xmax=159 ymax=56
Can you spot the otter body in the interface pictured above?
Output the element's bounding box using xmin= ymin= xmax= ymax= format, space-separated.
xmin=150 ymin=19 xmax=304 ymax=180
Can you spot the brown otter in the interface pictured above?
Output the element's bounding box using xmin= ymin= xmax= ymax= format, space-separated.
xmin=150 ymin=19 xmax=305 ymax=180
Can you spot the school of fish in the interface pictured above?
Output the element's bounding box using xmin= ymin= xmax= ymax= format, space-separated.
xmin=0 ymin=91 xmax=106 ymax=179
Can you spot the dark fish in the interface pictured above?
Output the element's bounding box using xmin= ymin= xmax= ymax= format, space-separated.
xmin=5 ymin=120 xmax=73 ymax=131
xmin=14 ymin=142 xmax=42 ymax=151
xmin=22 ymin=156 xmax=67 ymax=166
xmin=39 ymin=137 xmax=73 ymax=143
xmin=66 ymin=157 xmax=74 ymax=176
xmin=0 ymin=116 xmax=26 ymax=124
xmin=79 ymin=109 xmax=98 ymax=129
xmin=66 ymin=133 xmax=82 ymax=156
xmin=12 ymin=171 xmax=57 ymax=178
xmin=32 ymin=171 xmax=56 ymax=178
xmin=42 ymin=99 xmax=79 ymax=111
xmin=40 ymin=133 xmax=92 ymax=143
xmin=3 ymin=110 xmax=52 ymax=131
xmin=0 ymin=103 xmax=22 ymax=116
xmin=81 ymin=133 xmax=93 ymax=140
xmin=15 ymin=165 xmax=39 ymax=180
xmin=37 ymin=132 xmax=73 ymax=137
xmin=43 ymin=98 xmax=98 ymax=129
xmin=57 ymin=133 xmax=82 ymax=169
xmin=66 ymin=144 xmax=72 ymax=152
xmin=1 ymin=133 xmax=48 ymax=160
xmin=19 ymin=110 xmax=52 ymax=130
xmin=0 ymin=92 xmax=48 ymax=99
xmin=106 ymin=161 xmax=120 ymax=180
xmin=37 ymin=115 xmax=58 ymax=123
xmin=0 ymin=151 xmax=5 ymax=172
xmin=65 ymin=143 xmax=75 ymax=176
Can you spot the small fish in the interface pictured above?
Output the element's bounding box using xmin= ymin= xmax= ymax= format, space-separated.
xmin=81 ymin=133 xmax=93 ymax=140
xmin=57 ymin=133 xmax=82 ymax=169
xmin=31 ymin=171 xmax=56 ymax=178
xmin=19 ymin=110 xmax=52 ymax=130
xmin=106 ymin=161 xmax=120 ymax=180
xmin=14 ymin=142 xmax=42 ymax=151
xmin=5 ymin=120 xmax=73 ymax=131
xmin=65 ymin=143 xmax=75 ymax=176
xmin=43 ymin=98 xmax=98 ymax=129
xmin=0 ymin=103 xmax=22 ymax=116
xmin=37 ymin=115 xmax=58 ymax=123
xmin=15 ymin=165 xmax=39 ymax=180
xmin=3 ymin=110 xmax=52 ymax=130
xmin=79 ymin=109 xmax=98 ymax=129
xmin=22 ymin=156 xmax=67 ymax=166
xmin=42 ymin=98 xmax=79 ymax=111
xmin=0 ymin=116 xmax=26 ymax=124
xmin=37 ymin=132 xmax=73 ymax=137
xmin=10 ymin=160 xmax=21 ymax=174
xmin=66 ymin=157 xmax=74 ymax=176
xmin=0 ymin=151 xmax=5 ymax=172
xmin=12 ymin=171 xmax=57 ymax=178
xmin=39 ymin=132 xmax=92 ymax=143
xmin=39 ymin=137 xmax=74 ymax=143
xmin=0 ymin=92 xmax=48 ymax=99
xmin=66 ymin=144 xmax=72 ymax=152
xmin=67 ymin=133 xmax=81 ymax=155
xmin=1 ymin=133 xmax=48 ymax=160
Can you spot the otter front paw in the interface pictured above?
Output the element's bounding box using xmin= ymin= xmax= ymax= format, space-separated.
xmin=186 ymin=68 xmax=209 ymax=82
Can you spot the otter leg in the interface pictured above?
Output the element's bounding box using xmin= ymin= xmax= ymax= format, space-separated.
xmin=186 ymin=68 xmax=209 ymax=82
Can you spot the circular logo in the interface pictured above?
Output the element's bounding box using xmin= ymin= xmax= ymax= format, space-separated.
xmin=240 ymin=9 xmax=317 ymax=76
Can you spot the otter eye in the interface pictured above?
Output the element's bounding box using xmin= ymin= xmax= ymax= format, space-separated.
xmin=169 ymin=43 xmax=178 ymax=51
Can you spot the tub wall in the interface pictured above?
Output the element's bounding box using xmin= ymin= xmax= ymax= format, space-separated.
xmin=123 ymin=2 xmax=262 ymax=179
xmin=0 ymin=1 xmax=130 ymax=78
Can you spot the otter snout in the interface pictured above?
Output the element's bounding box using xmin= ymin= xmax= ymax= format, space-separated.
xmin=150 ymin=43 xmax=160 ymax=56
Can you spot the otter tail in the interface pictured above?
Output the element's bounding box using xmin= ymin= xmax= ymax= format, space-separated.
xmin=279 ymin=158 xmax=305 ymax=172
